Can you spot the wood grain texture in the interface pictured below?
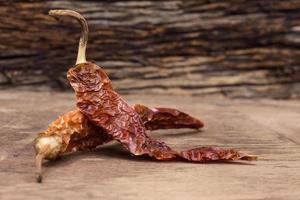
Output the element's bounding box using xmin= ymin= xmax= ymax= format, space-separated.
xmin=0 ymin=1 xmax=300 ymax=98
xmin=0 ymin=90 xmax=299 ymax=200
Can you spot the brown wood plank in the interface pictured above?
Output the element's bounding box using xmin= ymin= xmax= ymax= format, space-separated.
xmin=0 ymin=90 xmax=299 ymax=200
xmin=0 ymin=1 xmax=300 ymax=98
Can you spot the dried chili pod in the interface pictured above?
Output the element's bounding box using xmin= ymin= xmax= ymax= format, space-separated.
xmin=34 ymin=104 xmax=202 ymax=182
xmin=45 ymin=9 xmax=257 ymax=180
xmin=46 ymin=10 xmax=256 ymax=161
xmin=134 ymin=104 xmax=204 ymax=130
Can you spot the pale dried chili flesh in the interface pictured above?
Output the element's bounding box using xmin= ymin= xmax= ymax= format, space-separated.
xmin=67 ymin=62 xmax=257 ymax=162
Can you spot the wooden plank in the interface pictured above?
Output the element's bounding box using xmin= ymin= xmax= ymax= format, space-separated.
xmin=0 ymin=90 xmax=299 ymax=200
xmin=0 ymin=1 xmax=300 ymax=98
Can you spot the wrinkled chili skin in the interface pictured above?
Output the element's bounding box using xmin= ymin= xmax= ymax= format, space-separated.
xmin=180 ymin=146 xmax=255 ymax=162
xmin=67 ymin=62 xmax=257 ymax=162
xmin=134 ymin=104 xmax=204 ymax=130
xmin=39 ymin=110 xmax=112 ymax=154
xmin=40 ymin=105 xmax=203 ymax=155
xmin=40 ymin=104 xmax=202 ymax=154
xmin=67 ymin=62 xmax=165 ymax=157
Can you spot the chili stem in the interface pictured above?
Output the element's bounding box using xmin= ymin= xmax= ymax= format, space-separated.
xmin=35 ymin=153 xmax=45 ymax=183
xmin=49 ymin=9 xmax=88 ymax=64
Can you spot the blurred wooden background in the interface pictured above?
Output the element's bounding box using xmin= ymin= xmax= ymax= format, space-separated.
xmin=0 ymin=0 xmax=300 ymax=98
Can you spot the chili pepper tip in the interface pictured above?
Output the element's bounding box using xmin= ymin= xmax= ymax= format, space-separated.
xmin=36 ymin=174 xmax=43 ymax=183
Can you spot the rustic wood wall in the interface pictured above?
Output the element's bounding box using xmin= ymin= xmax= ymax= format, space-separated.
xmin=0 ymin=0 xmax=300 ymax=98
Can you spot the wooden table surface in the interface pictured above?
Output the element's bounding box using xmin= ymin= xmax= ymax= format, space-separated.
xmin=0 ymin=90 xmax=299 ymax=200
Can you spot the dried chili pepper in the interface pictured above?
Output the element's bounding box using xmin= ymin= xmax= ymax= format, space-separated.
xmin=39 ymin=9 xmax=257 ymax=182
xmin=34 ymin=105 xmax=202 ymax=182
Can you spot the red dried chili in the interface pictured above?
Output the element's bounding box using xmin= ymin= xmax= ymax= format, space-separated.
xmin=37 ymin=9 xmax=257 ymax=182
